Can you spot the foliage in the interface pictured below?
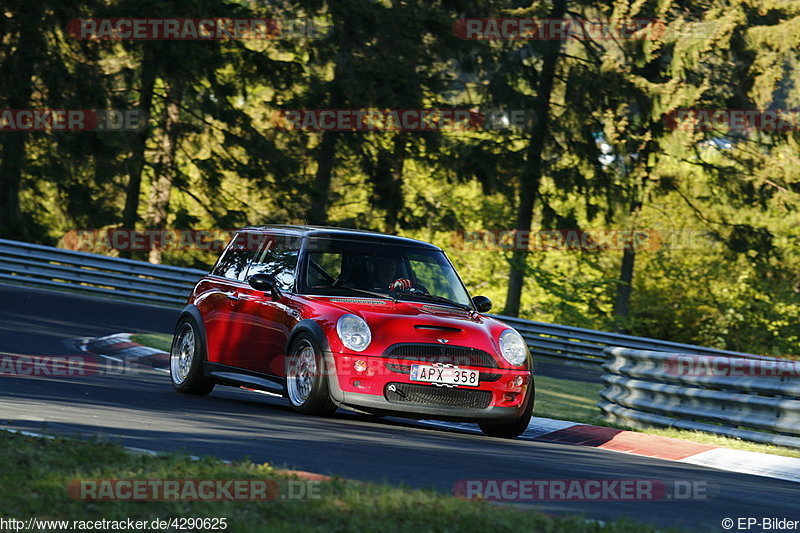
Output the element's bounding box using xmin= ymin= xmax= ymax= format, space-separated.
xmin=0 ymin=0 xmax=798 ymax=356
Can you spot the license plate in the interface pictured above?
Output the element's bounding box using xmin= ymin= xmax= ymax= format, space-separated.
xmin=409 ymin=365 xmax=480 ymax=387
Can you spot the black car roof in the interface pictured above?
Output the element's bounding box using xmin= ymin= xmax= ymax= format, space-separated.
xmin=240 ymin=225 xmax=441 ymax=250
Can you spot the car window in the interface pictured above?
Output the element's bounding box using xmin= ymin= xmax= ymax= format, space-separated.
xmin=211 ymin=232 xmax=262 ymax=281
xmin=246 ymin=235 xmax=301 ymax=291
xmin=300 ymin=238 xmax=472 ymax=306
xmin=307 ymin=251 xmax=342 ymax=288
xmin=407 ymin=253 xmax=460 ymax=301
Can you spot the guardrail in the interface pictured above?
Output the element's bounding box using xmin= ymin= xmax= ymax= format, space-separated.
xmin=0 ymin=238 xmax=205 ymax=306
xmin=489 ymin=314 xmax=764 ymax=365
xmin=598 ymin=347 xmax=800 ymax=449
xmin=0 ymin=238 xmax=763 ymax=365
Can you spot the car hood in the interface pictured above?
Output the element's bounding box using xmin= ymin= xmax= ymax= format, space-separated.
xmin=302 ymin=296 xmax=509 ymax=356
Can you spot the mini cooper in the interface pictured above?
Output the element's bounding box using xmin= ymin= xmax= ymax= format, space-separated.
xmin=170 ymin=226 xmax=534 ymax=438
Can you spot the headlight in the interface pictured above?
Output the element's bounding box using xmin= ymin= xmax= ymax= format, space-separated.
xmin=499 ymin=329 xmax=528 ymax=366
xmin=336 ymin=314 xmax=372 ymax=352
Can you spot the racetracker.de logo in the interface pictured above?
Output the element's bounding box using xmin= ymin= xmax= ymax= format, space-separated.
xmin=270 ymin=109 xmax=535 ymax=132
xmin=68 ymin=479 xmax=322 ymax=501
xmin=67 ymin=18 xmax=328 ymax=40
xmin=0 ymin=354 xmax=145 ymax=377
xmin=453 ymin=18 xmax=667 ymax=40
xmin=0 ymin=109 xmax=146 ymax=132
xmin=665 ymin=109 xmax=800 ymax=131
xmin=665 ymin=355 xmax=800 ymax=377
xmin=454 ymin=479 xmax=710 ymax=501
xmin=453 ymin=229 xmax=659 ymax=252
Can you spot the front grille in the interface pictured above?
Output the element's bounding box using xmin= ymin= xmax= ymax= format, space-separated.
xmin=384 ymin=343 xmax=498 ymax=368
xmin=385 ymin=363 xmax=501 ymax=382
xmin=385 ymin=382 xmax=492 ymax=409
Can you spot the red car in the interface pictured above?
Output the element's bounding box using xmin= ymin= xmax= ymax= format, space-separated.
xmin=170 ymin=226 xmax=534 ymax=438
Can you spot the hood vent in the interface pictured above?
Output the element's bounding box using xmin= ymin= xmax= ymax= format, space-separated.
xmin=414 ymin=325 xmax=462 ymax=333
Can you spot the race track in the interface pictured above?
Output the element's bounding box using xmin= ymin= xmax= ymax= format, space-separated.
xmin=0 ymin=284 xmax=797 ymax=532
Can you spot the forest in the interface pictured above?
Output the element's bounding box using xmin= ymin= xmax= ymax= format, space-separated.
xmin=1 ymin=0 xmax=799 ymax=356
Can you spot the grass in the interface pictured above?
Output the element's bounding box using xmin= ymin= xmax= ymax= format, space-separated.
xmin=0 ymin=431 xmax=674 ymax=533
xmin=130 ymin=333 xmax=173 ymax=353
xmin=128 ymin=334 xmax=800 ymax=459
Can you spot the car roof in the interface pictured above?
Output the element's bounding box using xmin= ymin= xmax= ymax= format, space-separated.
xmin=240 ymin=225 xmax=441 ymax=250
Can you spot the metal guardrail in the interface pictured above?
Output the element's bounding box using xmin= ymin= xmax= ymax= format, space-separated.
xmin=598 ymin=347 xmax=800 ymax=449
xmin=5 ymin=239 xmax=794 ymax=447
xmin=0 ymin=238 xmax=205 ymax=306
xmin=0 ymin=238 xmax=764 ymax=365
xmin=489 ymin=314 xmax=766 ymax=365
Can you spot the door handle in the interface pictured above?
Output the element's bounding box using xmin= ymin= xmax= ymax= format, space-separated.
xmin=225 ymin=292 xmax=240 ymax=301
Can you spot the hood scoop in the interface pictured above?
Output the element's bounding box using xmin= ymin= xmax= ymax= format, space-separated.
xmin=414 ymin=325 xmax=462 ymax=333
xmin=329 ymin=298 xmax=387 ymax=305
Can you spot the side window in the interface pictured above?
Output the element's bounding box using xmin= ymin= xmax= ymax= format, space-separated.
xmin=212 ymin=232 xmax=261 ymax=281
xmin=246 ymin=235 xmax=301 ymax=291
xmin=306 ymin=251 xmax=342 ymax=288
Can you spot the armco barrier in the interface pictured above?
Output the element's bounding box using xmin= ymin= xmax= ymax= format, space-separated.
xmin=598 ymin=347 xmax=800 ymax=449
xmin=0 ymin=238 xmax=205 ymax=306
xmin=0 ymin=238 xmax=763 ymax=365
xmin=488 ymin=314 xmax=764 ymax=365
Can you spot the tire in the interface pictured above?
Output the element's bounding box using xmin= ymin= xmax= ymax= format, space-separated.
xmin=478 ymin=377 xmax=535 ymax=439
xmin=170 ymin=318 xmax=215 ymax=396
xmin=285 ymin=333 xmax=337 ymax=416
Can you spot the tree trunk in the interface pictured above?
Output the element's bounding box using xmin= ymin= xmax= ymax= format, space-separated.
xmin=306 ymin=130 xmax=339 ymax=225
xmin=613 ymin=165 xmax=648 ymax=330
xmin=614 ymin=246 xmax=636 ymax=324
xmin=144 ymin=84 xmax=183 ymax=264
xmin=503 ymin=0 xmax=567 ymax=316
xmin=384 ymin=133 xmax=407 ymax=234
xmin=120 ymin=47 xmax=157 ymax=256
xmin=0 ymin=7 xmax=40 ymax=240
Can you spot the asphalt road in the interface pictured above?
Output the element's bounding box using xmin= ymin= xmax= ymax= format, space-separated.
xmin=0 ymin=283 xmax=797 ymax=531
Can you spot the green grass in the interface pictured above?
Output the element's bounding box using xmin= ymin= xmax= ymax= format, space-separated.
xmin=0 ymin=431 xmax=675 ymax=533
xmin=128 ymin=334 xmax=800 ymax=459
xmin=130 ymin=333 xmax=173 ymax=353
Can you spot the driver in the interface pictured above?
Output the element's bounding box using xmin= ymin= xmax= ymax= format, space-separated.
xmin=363 ymin=256 xmax=399 ymax=291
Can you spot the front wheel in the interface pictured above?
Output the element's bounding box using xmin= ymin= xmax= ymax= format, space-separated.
xmin=170 ymin=318 xmax=215 ymax=396
xmin=479 ymin=378 xmax=534 ymax=438
xmin=285 ymin=334 xmax=337 ymax=416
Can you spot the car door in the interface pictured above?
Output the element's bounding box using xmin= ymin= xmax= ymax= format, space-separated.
xmin=202 ymin=232 xmax=261 ymax=367
xmin=233 ymin=233 xmax=302 ymax=375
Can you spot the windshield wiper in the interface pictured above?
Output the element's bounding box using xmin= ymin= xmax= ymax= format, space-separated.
xmin=394 ymin=291 xmax=472 ymax=312
xmin=333 ymin=286 xmax=396 ymax=301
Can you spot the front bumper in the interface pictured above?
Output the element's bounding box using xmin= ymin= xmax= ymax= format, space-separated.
xmin=323 ymin=351 xmax=532 ymax=422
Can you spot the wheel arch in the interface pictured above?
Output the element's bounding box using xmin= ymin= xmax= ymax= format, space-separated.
xmin=175 ymin=304 xmax=210 ymax=365
xmin=285 ymin=319 xmax=332 ymax=354
xmin=285 ymin=319 xmax=343 ymax=403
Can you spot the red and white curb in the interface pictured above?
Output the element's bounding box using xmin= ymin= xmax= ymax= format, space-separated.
xmin=79 ymin=333 xmax=169 ymax=371
xmin=84 ymin=333 xmax=800 ymax=485
xmin=430 ymin=417 xmax=800 ymax=484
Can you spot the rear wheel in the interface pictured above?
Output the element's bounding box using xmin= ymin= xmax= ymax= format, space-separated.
xmin=170 ymin=319 xmax=215 ymax=396
xmin=478 ymin=378 xmax=534 ymax=438
xmin=285 ymin=334 xmax=337 ymax=416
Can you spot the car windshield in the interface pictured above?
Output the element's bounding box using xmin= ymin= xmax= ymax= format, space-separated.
xmin=301 ymin=238 xmax=472 ymax=309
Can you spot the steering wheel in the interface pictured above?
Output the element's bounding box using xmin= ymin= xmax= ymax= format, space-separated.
xmin=389 ymin=278 xmax=429 ymax=295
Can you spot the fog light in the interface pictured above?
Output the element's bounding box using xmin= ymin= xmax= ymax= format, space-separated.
xmin=514 ymin=376 xmax=524 ymax=387
xmin=503 ymin=392 xmax=518 ymax=402
xmin=353 ymin=380 xmax=361 ymax=388
xmin=354 ymin=360 xmax=367 ymax=372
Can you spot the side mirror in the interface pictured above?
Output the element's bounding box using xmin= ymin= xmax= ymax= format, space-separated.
xmin=472 ymin=295 xmax=492 ymax=313
xmin=248 ymin=273 xmax=281 ymax=300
